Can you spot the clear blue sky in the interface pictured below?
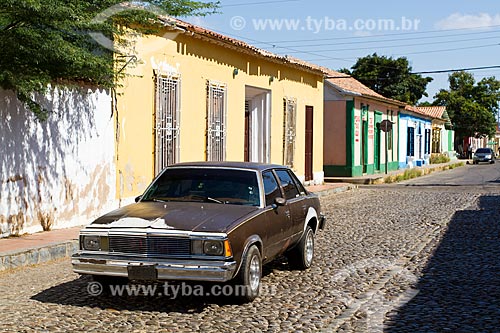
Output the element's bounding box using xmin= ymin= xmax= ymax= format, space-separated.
xmin=186 ymin=0 xmax=500 ymax=103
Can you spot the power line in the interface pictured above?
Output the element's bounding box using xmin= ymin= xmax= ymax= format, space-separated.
xmin=411 ymin=65 xmax=500 ymax=75
xmin=395 ymin=43 xmax=499 ymax=56
xmin=268 ymin=29 xmax=500 ymax=49
xmin=280 ymin=36 xmax=500 ymax=54
xmin=325 ymin=65 xmax=500 ymax=83
xmin=253 ymin=24 xmax=500 ymax=44
xmin=302 ymin=43 xmax=500 ymax=62
xmin=203 ymin=26 xmax=500 ymax=75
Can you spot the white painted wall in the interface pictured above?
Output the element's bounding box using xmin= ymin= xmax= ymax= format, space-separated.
xmin=0 ymin=87 xmax=117 ymax=237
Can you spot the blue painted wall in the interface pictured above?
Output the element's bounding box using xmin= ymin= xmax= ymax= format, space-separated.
xmin=399 ymin=113 xmax=432 ymax=169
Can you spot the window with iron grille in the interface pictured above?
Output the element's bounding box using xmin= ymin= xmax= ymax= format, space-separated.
xmin=207 ymin=81 xmax=227 ymax=161
xmin=154 ymin=74 xmax=181 ymax=175
xmin=283 ymin=98 xmax=297 ymax=168
xmin=407 ymin=127 xmax=415 ymax=157
xmin=432 ymin=127 xmax=441 ymax=153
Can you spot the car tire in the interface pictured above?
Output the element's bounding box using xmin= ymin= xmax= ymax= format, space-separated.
xmin=235 ymin=245 xmax=262 ymax=302
xmin=92 ymin=275 xmax=127 ymax=295
xmin=287 ymin=226 xmax=315 ymax=270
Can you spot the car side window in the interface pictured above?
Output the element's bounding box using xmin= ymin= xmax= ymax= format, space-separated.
xmin=289 ymin=171 xmax=306 ymax=195
xmin=262 ymin=171 xmax=281 ymax=206
xmin=275 ymin=169 xmax=300 ymax=200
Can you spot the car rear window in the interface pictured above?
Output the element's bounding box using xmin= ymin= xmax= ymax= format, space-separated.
xmin=141 ymin=168 xmax=260 ymax=206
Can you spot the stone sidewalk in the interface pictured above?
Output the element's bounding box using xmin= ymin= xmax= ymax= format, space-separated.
xmin=0 ymin=183 xmax=356 ymax=272
xmin=0 ymin=227 xmax=80 ymax=273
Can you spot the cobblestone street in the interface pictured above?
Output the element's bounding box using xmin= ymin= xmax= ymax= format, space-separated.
xmin=1 ymin=185 xmax=499 ymax=332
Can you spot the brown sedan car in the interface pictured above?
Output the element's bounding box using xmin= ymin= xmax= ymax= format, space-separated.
xmin=72 ymin=162 xmax=325 ymax=301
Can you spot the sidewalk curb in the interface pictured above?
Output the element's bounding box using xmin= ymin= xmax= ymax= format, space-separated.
xmin=326 ymin=161 xmax=465 ymax=185
xmin=0 ymin=240 xmax=78 ymax=273
xmin=315 ymin=184 xmax=358 ymax=197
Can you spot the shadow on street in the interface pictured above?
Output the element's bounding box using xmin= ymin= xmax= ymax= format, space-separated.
xmin=30 ymin=256 xmax=290 ymax=312
xmin=386 ymin=195 xmax=500 ymax=332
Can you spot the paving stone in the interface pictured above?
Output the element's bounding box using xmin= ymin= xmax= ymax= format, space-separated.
xmin=0 ymin=186 xmax=499 ymax=332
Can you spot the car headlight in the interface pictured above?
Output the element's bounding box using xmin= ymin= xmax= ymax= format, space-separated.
xmin=486 ymin=155 xmax=492 ymax=158
xmin=203 ymin=240 xmax=224 ymax=256
xmin=192 ymin=239 xmax=232 ymax=257
xmin=82 ymin=236 xmax=101 ymax=251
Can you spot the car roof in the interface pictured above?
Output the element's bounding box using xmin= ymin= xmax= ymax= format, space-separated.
xmin=168 ymin=161 xmax=288 ymax=172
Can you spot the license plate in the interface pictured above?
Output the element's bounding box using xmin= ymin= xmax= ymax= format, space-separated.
xmin=127 ymin=265 xmax=157 ymax=281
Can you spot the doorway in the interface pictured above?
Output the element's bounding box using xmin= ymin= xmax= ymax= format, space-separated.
xmin=244 ymin=86 xmax=271 ymax=163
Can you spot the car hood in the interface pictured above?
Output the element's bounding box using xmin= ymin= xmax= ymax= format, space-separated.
xmin=87 ymin=201 xmax=259 ymax=233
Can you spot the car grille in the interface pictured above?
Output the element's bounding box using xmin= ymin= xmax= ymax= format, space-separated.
xmin=109 ymin=236 xmax=191 ymax=256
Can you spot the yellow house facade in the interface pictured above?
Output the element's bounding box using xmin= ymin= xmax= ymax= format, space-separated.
xmin=115 ymin=18 xmax=324 ymax=201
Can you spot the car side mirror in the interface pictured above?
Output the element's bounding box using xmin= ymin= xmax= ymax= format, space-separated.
xmin=135 ymin=195 xmax=142 ymax=203
xmin=274 ymin=197 xmax=287 ymax=207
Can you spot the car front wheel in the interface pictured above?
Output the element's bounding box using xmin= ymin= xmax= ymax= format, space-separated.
xmin=287 ymin=225 xmax=315 ymax=270
xmin=235 ymin=245 xmax=262 ymax=302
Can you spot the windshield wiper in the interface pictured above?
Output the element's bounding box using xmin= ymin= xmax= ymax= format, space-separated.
xmin=206 ymin=196 xmax=224 ymax=204
xmin=145 ymin=195 xmax=224 ymax=204
xmin=142 ymin=197 xmax=168 ymax=203
xmin=187 ymin=195 xmax=224 ymax=204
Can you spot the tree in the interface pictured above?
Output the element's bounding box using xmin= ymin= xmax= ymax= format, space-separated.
xmin=339 ymin=53 xmax=433 ymax=105
xmin=434 ymin=71 xmax=500 ymax=140
xmin=0 ymin=0 xmax=219 ymax=119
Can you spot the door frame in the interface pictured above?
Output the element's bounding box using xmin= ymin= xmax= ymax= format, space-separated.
xmin=244 ymin=86 xmax=271 ymax=163
xmin=374 ymin=111 xmax=382 ymax=171
xmin=305 ymin=106 xmax=314 ymax=182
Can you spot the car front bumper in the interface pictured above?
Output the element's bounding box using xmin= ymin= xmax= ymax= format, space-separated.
xmin=72 ymin=253 xmax=237 ymax=282
xmin=473 ymin=157 xmax=492 ymax=162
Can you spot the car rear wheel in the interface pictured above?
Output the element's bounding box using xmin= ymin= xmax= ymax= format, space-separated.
xmin=287 ymin=226 xmax=315 ymax=270
xmin=235 ymin=245 xmax=261 ymax=302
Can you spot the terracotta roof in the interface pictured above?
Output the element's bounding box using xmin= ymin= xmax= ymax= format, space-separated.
xmin=323 ymin=69 xmax=406 ymax=107
xmin=415 ymin=106 xmax=446 ymax=119
xmin=404 ymin=105 xmax=432 ymax=118
xmin=404 ymin=105 xmax=447 ymax=120
xmin=158 ymin=17 xmax=324 ymax=75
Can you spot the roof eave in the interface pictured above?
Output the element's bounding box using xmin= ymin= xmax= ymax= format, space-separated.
xmin=325 ymin=80 xmax=406 ymax=107
xmin=162 ymin=18 xmax=324 ymax=76
xmin=360 ymin=93 xmax=406 ymax=107
xmin=401 ymin=109 xmax=433 ymax=120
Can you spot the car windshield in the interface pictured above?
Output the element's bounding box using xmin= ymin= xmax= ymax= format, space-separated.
xmin=141 ymin=168 xmax=261 ymax=206
xmin=475 ymin=148 xmax=491 ymax=154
